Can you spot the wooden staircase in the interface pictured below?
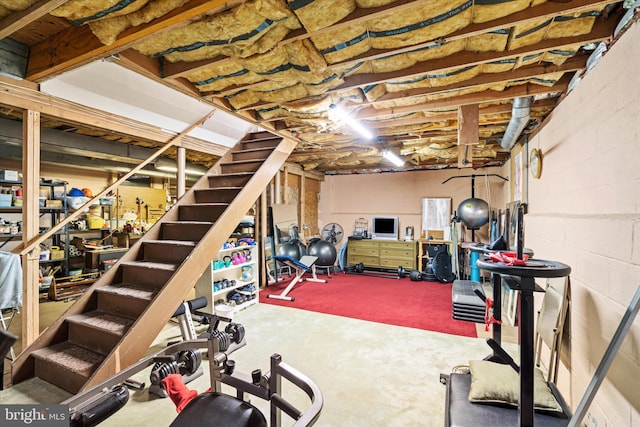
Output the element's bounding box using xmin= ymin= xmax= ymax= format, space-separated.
xmin=12 ymin=131 xmax=296 ymax=394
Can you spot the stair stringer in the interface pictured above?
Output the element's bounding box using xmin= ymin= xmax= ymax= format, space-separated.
xmin=12 ymin=135 xmax=297 ymax=391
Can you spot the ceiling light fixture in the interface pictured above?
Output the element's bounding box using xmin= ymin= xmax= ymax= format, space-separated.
xmin=382 ymin=150 xmax=405 ymax=167
xmin=329 ymin=104 xmax=373 ymax=140
xmin=155 ymin=164 xmax=206 ymax=176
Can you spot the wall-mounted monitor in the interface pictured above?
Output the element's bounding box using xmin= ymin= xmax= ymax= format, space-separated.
xmin=371 ymin=216 xmax=399 ymax=240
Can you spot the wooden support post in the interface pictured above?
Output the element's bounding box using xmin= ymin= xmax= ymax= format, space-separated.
xmin=457 ymin=104 xmax=479 ymax=168
xmin=283 ymin=166 xmax=289 ymax=205
xmin=275 ymin=172 xmax=281 ymax=204
xmin=260 ymin=190 xmax=267 ymax=286
xmin=300 ymin=174 xmax=306 ymax=241
xmin=22 ymin=110 xmax=40 ymax=346
xmin=177 ymin=146 xmax=186 ymax=198
xmin=269 ymin=179 xmax=275 ymax=205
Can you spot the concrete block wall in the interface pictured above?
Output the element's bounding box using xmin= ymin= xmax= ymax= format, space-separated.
xmin=526 ymin=19 xmax=640 ymax=427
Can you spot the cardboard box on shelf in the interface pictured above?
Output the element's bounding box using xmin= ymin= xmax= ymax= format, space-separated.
xmin=0 ymin=170 xmax=19 ymax=181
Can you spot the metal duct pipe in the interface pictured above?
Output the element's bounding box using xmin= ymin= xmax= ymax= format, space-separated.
xmin=500 ymin=97 xmax=533 ymax=150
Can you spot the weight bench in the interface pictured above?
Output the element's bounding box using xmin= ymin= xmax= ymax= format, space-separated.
xmin=268 ymin=255 xmax=327 ymax=302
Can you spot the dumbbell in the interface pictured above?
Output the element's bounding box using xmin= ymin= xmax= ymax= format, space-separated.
xmin=208 ymin=322 xmax=246 ymax=352
xmin=397 ymin=266 xmax=408 ymax=278
xmin=409 ymin=269 xmax=423 ymax=281
xmin=149 ymin=349 xmax=202 ymax=387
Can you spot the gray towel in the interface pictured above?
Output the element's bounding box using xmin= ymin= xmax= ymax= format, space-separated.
xmin=0 ymin=251 xmax=22 ymax=310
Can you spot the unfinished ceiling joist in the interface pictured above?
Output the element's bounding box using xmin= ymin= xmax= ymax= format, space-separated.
xmin=0 ymin=0 xmax=630 ymax=173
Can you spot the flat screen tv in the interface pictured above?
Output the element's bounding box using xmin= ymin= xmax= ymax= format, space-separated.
xmin=371 ymin=216 xmax=399 ymax=240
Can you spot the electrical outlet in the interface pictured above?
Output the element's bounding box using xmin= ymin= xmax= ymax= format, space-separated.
xmin=584 ymin=412 xmax=599 ymax=427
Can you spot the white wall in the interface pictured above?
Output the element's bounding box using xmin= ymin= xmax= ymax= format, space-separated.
xmin=318 ymin=166 xmax=508 ymax=243
xmin=525 ymin=20 xmax=640 ymax=426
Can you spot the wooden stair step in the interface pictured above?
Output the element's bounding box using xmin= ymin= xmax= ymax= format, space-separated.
xmin=240 ymin=139 xmax=280 ymax=151
xmin=142 ymin=240 xmax=196 ymax=264
xmin=32 ymin=341 xmax=105 ymax=394
xmin=96 ymin=283 xmax=156 ymax=319
xmin=220 ymin=159 xmax=263 ymax=174
xmin=231 ymin=147 xmax=273 ymax=161
xmin=179 ymin=203 xmax=227 ymax=222
xmin=240 ymin=130 xmax=278 ymax=141
xmin=120 ymin=261 xmax=177 ymax=289
xmin=161 ymin=221 xmax=212 ymax=241
xmin=67 ymin=311 xmax=134 ymax=355
xmin=194 ymin=187 xmax=242 ymax=204
xmin=207 ymin=173 xmax=253 ymax=188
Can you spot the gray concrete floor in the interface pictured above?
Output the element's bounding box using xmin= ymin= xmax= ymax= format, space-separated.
xmin=2 ymin=303 xmax=518 ymax=426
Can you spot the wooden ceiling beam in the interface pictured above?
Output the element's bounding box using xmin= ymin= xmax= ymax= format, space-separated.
xmin=246 ymin=54 xmax=584 ymax=118
xmin=163 ymin=0 xmax=615 ymax=81
xmin=372 ymin=55 xmax=587 ymax=103
xmin=354 ymin=76 xmax=572 ymax=119
xmin=238 ymin=31 xmax=600 ymax=113
xmin=163 ymin=0 xmax=426 ymax=79
xmin=282 ymin=98 xmax=555 ymax=131
xmin=333 ymin=0 xmax=618 ymax=67
xmin=208 ymin=0 xmax=616 ymax=98
xmin=342 ymin=28 xmax=611 ymax=90
xmin=25 ymin=0 xmax=243 ymax=81
xmin=0 ymin=0 xmax=68 ymax=40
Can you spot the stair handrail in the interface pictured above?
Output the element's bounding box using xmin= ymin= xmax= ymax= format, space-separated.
xmin=13 ymin=110 xmax=216 ymax=257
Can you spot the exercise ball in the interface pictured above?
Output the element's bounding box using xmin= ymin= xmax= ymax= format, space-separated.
xmin=308 ymin=240 xmax=337 ymax=267
xmin=458 ymin=198 xmax=489 ymax=230
xmin=277 ymin=242 xmax=305 ymax=260
xmin=307 ymin=237 xmax=321 ymax=250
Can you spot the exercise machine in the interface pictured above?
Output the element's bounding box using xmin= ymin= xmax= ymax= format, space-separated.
xmin=443 ymin=203 xmax=574 ymax=427
xmin=64 ymin=316 xmax=323 ymax=427
xmin=267 ymin=255 xmax=327 ymax=302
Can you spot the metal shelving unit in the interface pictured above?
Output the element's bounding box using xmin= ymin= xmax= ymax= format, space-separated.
xmin=0 ymin=179 xmax=69 ymax=278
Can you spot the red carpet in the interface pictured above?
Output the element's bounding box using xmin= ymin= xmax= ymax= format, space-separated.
xmin=260 ymin=272 xmax=477 ymax=338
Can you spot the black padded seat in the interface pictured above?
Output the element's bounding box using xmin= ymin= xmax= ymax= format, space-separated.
xmin=170 ymin=392 xmax=267 ymax=427
xmin=445 ymin=373 xmax=570 ymax=427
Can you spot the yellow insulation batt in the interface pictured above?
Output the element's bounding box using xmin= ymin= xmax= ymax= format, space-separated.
xmin=541 ymin=44 xmax=580 ymax=65
xmin=52 ymin=0 xmax=149 ymax=24
xmin=370 ymin=52 xmax=416 ymax=74
xmin=355 ymin=0 xmax=398 ymax=7
xmin=0 ymin=0 xmax=38 ymax=18
xmin=407 ymin=39 xmax=466 ymax=63
xmin=88 ymin=0 xmax=190 ymax=45
xmin=466 ymin=30 xmax=509 ymax=52
xmin=310 ymin=22 xmax=370 ymax=64
xmin=482 ymin=60 xmax=516 ymax=74
xmin=367 ymin=0 xmax=471 ymax=49
xmin=187 ymin=61 xmax=264 ymax=94
xmin=508 ymin=7 xmax=602 ymax=50
xmin=134 ymin=0 xmax=301 ymax=62
xmin=508 ymin=17 xmax=550 ymax=50
xmin=471 ymin=0 xmax=537 ymax=24
xmin=546 ymin=8 xmax=603 ymax=38
xmin=289 ymin=0 xmax=355 ymax=32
